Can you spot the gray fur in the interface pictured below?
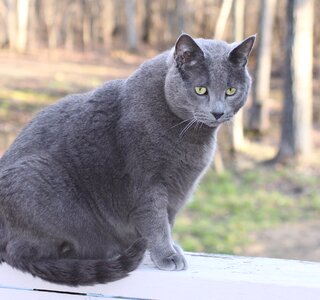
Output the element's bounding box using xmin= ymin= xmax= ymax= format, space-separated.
xmin=0 ymin=34 xmax=255 ymax=286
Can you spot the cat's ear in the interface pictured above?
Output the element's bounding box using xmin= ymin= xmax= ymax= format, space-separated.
xmin=228 ymin=35 xmax=256 ymax=67
xmin=174 ymin=34 xmax=204 ymax=67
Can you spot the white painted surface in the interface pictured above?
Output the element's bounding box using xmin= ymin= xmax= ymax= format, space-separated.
xmin=0 ymin=289 xmax=84 ymax=300
xmin=0 ymin=252 xmax=320 ymax=299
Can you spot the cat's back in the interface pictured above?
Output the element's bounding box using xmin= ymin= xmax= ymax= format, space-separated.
xmin=0 ymin=79 xmax=124 ymax=167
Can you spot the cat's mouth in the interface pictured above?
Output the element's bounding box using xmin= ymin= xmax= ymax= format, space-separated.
xmin=195 ymin=113 xmax=233 ymax=128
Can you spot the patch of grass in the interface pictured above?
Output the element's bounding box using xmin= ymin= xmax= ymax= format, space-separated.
xmin=0 ymin=88 xmax=55 ymax=106
xmin=174 ymin=167 xmax=320 ymax=254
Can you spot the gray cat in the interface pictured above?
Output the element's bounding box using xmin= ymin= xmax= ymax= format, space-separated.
xmin=0 ymin=34 xmax=255 ymax=286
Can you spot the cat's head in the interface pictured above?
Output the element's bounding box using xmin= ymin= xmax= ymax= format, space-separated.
xmin=165 ymin=34 xmax=255 ymax=128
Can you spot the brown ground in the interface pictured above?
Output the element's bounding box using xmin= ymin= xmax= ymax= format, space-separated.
xmin=242 ymin=221 xmax=320 ymax=262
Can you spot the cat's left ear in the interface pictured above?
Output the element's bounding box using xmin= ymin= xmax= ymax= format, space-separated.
xmin=228 ymin=35 xmax=256 ymax=67
xmin=174 ymin=33 xmax=204 ymax=67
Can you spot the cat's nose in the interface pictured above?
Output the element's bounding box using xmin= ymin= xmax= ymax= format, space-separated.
xmin=212 ymin=112 xmax=224 ymax=120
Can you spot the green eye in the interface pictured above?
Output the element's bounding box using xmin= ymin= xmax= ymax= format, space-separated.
xmin=226 ymin=87 xmax=237 ymax=96
xmin=194 ymin=87 xmax=207 ymax=95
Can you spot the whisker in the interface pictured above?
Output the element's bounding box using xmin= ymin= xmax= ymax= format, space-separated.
xmin=179 ymin=118 xmax=196 ymax=138
xmin=185 ymin=119 xmax=197 ymax=133
xmin=195 ymin=120 xmax=201 ymax=132
xmin=179 ymin=120 xmax=193 ymax=137
xmin=170 ymin=118 xmax=193 ymax=129
xmin=194 ymin=121 xmax=198 ymax=131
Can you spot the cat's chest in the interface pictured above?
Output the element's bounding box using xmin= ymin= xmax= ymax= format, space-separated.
xmin=161 ymin=137 xmax=216 ymax=191
xmin=171 ymin=143 xmax=213 ymax=169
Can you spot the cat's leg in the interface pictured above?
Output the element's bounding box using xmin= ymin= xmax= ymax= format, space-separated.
xmin=167 ymin=204 xmax=188 ymax=269
xmin=130 ymin=185 xmax=187 ymax=271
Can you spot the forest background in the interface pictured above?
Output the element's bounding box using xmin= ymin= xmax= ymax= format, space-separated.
xmin=0 ymin=0 xmax=319 ymax=261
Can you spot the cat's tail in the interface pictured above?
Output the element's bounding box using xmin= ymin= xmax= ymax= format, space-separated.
xmin=9 ymin=238 xmax=147 ymax=286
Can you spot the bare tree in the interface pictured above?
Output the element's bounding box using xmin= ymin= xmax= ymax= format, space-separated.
xmin=6 ymin=0 xmax=17 ymax=49
xmin=0 ymin=0 xmax=8 ymax=46
xmin=141 ymin=0 xmax=151 ymax=43
xmin=274 ymin=0 xmax=314 ymax=163
xmin=214 ymin=0 xmax=233 ymax=40
xmin=30 ymin=0 xmax=48 ymax=49
xmin=102 ymin=0 xmax=114 ymax=50
xmin=44 ymin=0 xmax=63 ymax=49
xmin=16 ymin=0 xmax=30 ymax=52
xmin=230 ymin=0 xmax=245 ymax=151
xmin=176 ymin=0 xmax=185 ymax=33
xmin=249 ymin=0 xmax=276 ymax=134
xmin=125 ymin=0 xmax=138 ymax=51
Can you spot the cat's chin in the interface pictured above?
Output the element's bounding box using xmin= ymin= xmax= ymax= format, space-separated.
xmin=207 ymin=123 xmax=220 ymax=128
xmin=207 ymin=116 xmax=234 ymax=128
xmin=198 ymin=119 xmax=228 ymax=128
xmin=195 ymin=120 xmax=220 ymax=129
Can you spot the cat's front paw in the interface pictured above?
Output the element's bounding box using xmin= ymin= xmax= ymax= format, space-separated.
xmin=151 ymin=246 xmax=187 ymax=271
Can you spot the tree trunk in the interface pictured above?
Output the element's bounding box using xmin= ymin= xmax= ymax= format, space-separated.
xmin=16 ymin=0 xmax=30 ymax=52
xmin=45 ymin=0 xmax=63 ymax=50
xmin=176 ymin=0 xmax=185 ymax=33
xmin=141 ymin=0 xmax=151 ymax=43
xmin=249 ymin=0 xmax=276 ymax=134
xmin=32 ymin=0 xmax=48 ymax=48
xmin=214 ymin=0 xmax=233 ymax=40
xmin=125 ymin=0 xmax=138 ymax=52
xmin=82 ymin=0 xmax=91 ymax=51
xmin=274 ymin=0 xmax=314 ymax=163
xmin=102 ymin=0 xmax=114 ymax=49
xmin=7 ymin=0 xmax=17 ymax=50
xmin=0 ymin=0 xmax=9 ymax=47
xmin=230 ymin=0 xmax=245 ymax=152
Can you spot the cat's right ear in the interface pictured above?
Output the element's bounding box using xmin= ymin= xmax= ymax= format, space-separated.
xmin=174 ymin=34 xmax=204 ymax=67
xmin=228 ymin=35 xmax=256 ymax=67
